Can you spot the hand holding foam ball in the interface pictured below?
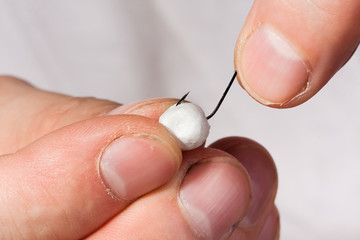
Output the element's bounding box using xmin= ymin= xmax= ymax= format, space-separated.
xmin=159 ymin=72 xmax=237 ymax=150
xmin=159 ymin=103 xmax=210 ymax=151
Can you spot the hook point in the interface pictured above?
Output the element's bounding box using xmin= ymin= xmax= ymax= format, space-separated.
xmin=176 ymin=91 xmax=190 ymax=106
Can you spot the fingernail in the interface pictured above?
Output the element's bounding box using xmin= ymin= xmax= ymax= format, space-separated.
xmin=105 ymin=105 xmax=128 ymax=115
xmin=226 ymin=145 xmax=277 ymax=226
xmin=239 ymin=26 xmax=310 ymax=105
xmin=106 ymin=99 xmax=178 ymax=119
xmin=179 ymin=160 xmax=251 ymax=240
xmin=259 ymin=206 xmax=280 ymax=240
xmin=99 ymin=135 xmax=177 ymax=200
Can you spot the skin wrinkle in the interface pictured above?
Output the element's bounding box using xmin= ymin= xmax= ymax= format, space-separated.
xmin=11 ymin=214 xmax=26 ymax=240
xmin=34 ymin=97 xmax=90 ymax=132
xmin=280 ymin=0 xmax=301 ymax=13
xmin=306 ymin=0 xmax=332 ymax=15
xmin=29 ymin=97 xmax=75 ymax=144
xmin=306 ymin=0 xmax=353 ymax=16
xmin=280 ymin=0 xmax=332 ymax=16
xmin=279 ymin=0 xmax=359 ymax=31
xmin=41 ymin=181 xmax=72 ymax=239
xmin=9 ymin=185 xmax=29 ymax=240
xmin=20 ymin=166 xmax=58 ymax=239
xmin=10 ymin=94 xmax=118 ymax=153
xmin=7 ymin=173 xmax=29 ymax=240
xmin=0 ymin=195 xmax=17 ymax=240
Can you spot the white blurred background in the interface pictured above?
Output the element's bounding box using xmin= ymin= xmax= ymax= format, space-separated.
xmin=0 ymin=1 xmax=359 ymax=239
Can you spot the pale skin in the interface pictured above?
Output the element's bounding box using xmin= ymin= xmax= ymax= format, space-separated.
xmin=0 ymin=0 xmax=359 ymax=239
xmin=0 ymin=77 xmax=278 ymax=240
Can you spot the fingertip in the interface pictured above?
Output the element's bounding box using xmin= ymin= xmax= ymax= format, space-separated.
xmin=178 ymin=150 xmax=252 ymax=240
xmin=235 ymin=24 xmax=310 ymax=107
xmin=235 ymin=0 xmax=360 ymax=108
xmin=100 ymin=100 xmax=187 ymax=201
xmin=86 ymin=148 xmax=252 ymax=240
xmin=210 ymin=137 xmax=278 ymax=226
xmin=1 ymin=114 xmax=182 ymax=239
xmin=259 ymin=205 xmax=280 ymax=240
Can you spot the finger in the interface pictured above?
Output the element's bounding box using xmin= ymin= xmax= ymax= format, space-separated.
xmin=227 ymin=205 xmax=280 ymax=240
xmin=0 ymin=76 xmax=118 ymax=153
xmin=87 ymin=148 xmax=252 ymax=240
xmin=0 ymin=76 xmax=177 ymax=154
xmin=234 ymin=0 xmax=360 ymax=108
xmin=0 ymin=114 xmax=181 ymax=239
xmin=258 ymin=206 xmax=280 ymax=240
xmin=209 ymin=137 xmax=278 ymax=239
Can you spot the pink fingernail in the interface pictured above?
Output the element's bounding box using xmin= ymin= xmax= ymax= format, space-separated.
xmin=240 ymin=26 xmax=310 ymax=105
xmin=100 ymin=136 xmax=177 ymax=200
xmin=179 ymin=161 xmax=251 ymax=240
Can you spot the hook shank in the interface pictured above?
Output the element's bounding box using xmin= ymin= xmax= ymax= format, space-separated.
xmin=175 ymin=71 xmax=237 ymax=120
xmin=206 ymin=71 xmax=237 ymax=120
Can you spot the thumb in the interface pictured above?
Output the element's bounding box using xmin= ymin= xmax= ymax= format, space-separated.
xmin=0 ymin=110 xmax=181 ymax=239
xmin=234 ymin=0 xmax=360 ymax=108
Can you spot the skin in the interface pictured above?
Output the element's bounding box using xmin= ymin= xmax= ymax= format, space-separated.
xmin=0 ymin=76 xmax=278 ymax=239
xmin=1 ymin=0 xmax=359 ymax=238
xmin=234 ymin=0 xmax=360 ymax=108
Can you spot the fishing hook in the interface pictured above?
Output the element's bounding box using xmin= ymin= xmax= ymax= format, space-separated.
xmin=176 ymin=71 xmax=237 ymax=120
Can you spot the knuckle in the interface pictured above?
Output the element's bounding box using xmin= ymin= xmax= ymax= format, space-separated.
xmin=0 ymin=75 xmax=32 ymax=89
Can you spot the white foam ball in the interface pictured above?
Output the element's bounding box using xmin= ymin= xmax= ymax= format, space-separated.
xmin=159 ymin=103 xmax=210 ymax=151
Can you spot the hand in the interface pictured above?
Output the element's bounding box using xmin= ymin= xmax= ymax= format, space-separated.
xmin=0 ymin=76 xmax=278 ymax=240
xmin=234 ymin=0 xmax=360 ymax=108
